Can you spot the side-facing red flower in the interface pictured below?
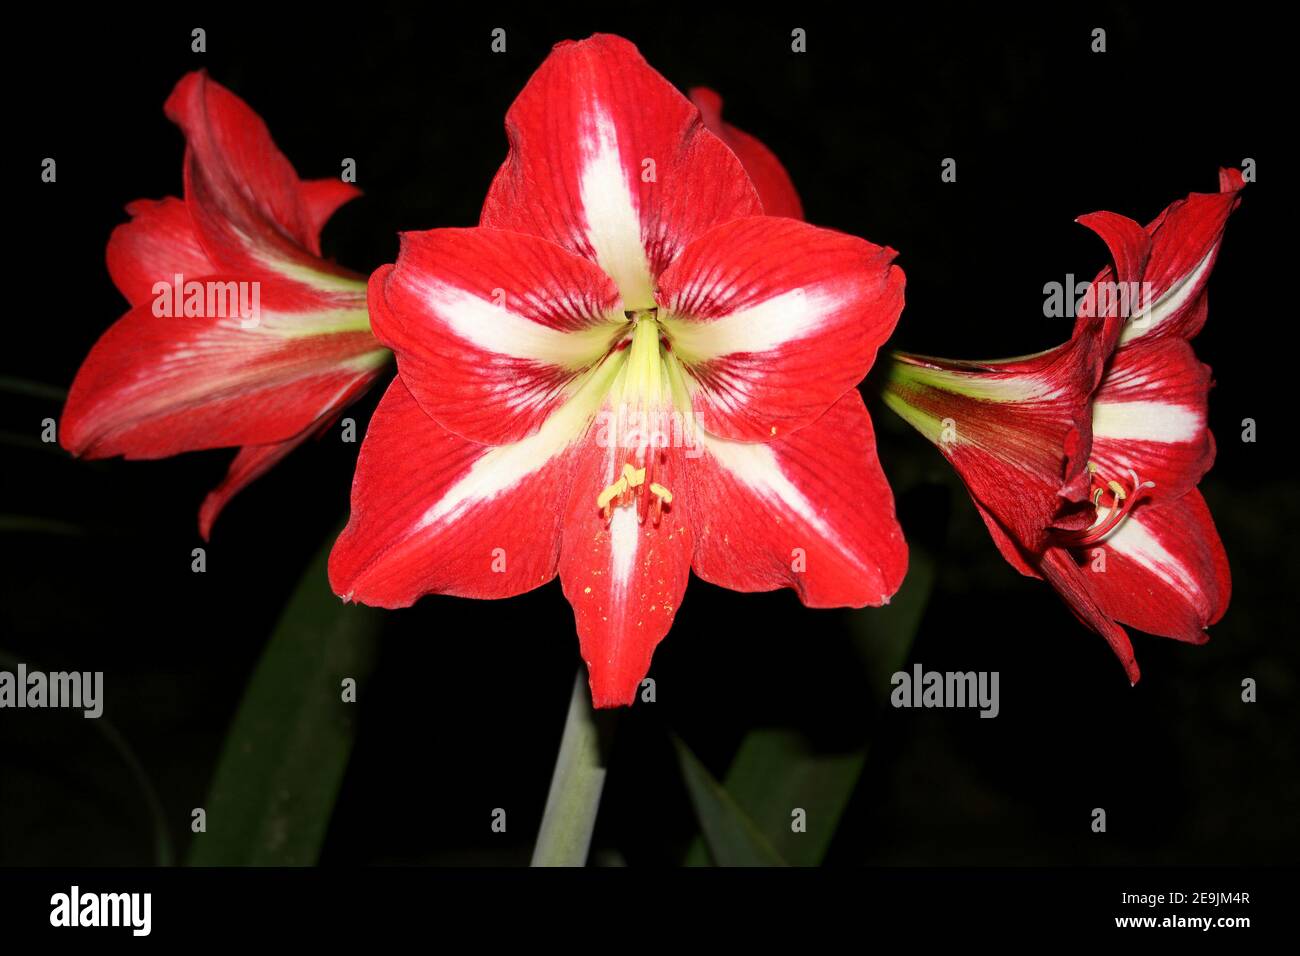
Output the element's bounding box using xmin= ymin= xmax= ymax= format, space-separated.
xmin=330 ymin=34 xmax=908 ymax=706
xmin=61 ymin=72 xmax=390 ymax=537
xmin=882 ymin=170 xmax=1246 ymax=681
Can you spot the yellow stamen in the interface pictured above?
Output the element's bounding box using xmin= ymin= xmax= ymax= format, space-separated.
xmin=622 ymin=462 xmax=646 ymax=487
xmin=597 ymin=477 xmax=628 ymax=513
xmin=649 ymin=482 xmax=673 ymax=504
xmin=1054 ymin=466 xmax=1157 ymax=548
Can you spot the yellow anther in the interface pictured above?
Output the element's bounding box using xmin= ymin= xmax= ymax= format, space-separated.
xmin=649 ymin=482 xmax=673 ymax=504
xmin=1107 ymin=480 xmax=1127 ymax=500
xmin=597 ymin=477 xmax=628 ymax=512
xmin=622 ymin=463 xmax=646 ymax=487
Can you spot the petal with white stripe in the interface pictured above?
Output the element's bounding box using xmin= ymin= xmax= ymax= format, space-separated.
xmin=1120 ymin=168 xmax=1245 ymax=345
xmin=688 ymin=389 xmax=907 ymax=607
xmin=658 ymin=217 xmax=904 ymax=442
xmin=480 ymin=34 xmax=761 ymax=308
xmin=371 ymin=228 xmax=627 ymax=444
xmin=331 ymin=375 xmax=609 ymax=607
xmin=1077 ymin=490 xmax=1230 ymax=644
xmin=558 ymin=409 xmax=694 ymax=708
xmin=61 ymin=278 xmax=385 ymax=459
xmin=1089 ymin=336 xmax=1213 ymax=499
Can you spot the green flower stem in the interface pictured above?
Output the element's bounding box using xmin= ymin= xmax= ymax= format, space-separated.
xmin=530 ymin=669 xmax=616 ymax=867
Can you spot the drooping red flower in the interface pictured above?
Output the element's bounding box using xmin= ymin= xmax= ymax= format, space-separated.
xmin=329 ymin=34 xmax=908 ymax=706
xmin=882 ymin=170 xmax=1246 ymax=681
xmin=61 ymin=72 xmax=390 ymax=537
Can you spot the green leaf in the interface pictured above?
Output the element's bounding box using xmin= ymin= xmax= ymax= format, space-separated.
xmin=530 ymin=671 xmax=613 ymax=867
xmin=186 ymin=534 xmax=381 ymax=866
xmin=685 ymin=730 xmax=862 ymax=867
xmin=673 ymin=736 xmax=787 ymax=866
xmin=683 ymin=546 xmax=937 ymax=866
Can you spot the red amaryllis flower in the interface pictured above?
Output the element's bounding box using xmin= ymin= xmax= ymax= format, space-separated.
xmin=882 ymin=170 xmax=1246 ymax=682
xmin=330 ymin=34 xmax=907 ymax=706
xmin=61 ymin=72 xmax=390 ymax=537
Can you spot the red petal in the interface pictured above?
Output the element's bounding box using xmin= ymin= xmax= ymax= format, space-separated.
xmin=1068 ymin=210 xmax=1150 ymax=356
xmin=1037 ymin=488 xmax=1230 ymax=684
xmin=1090 ymin=335 xmax=1214 ymax=500
xmin=1039 ymin=546 xmax=1141 ymax=684
xmin=688 ymin=389 xmax=906 ymax=606
xmin=330 ymin=377 xmax=580 ymax=607
xmin=106 ymin=198 xmax=214 ymax=307
xmin=1073 ymin=489 xmax=1230 ymax=643
xmin=1075 ymin=211 xmax=1152 ymax=298
xmin=61 ymin=281 xmax=385 ymax=458
xmin=657 ymin=216 xmax=904 ymax=442
xmin=1121 ymin=170 xmax=1246 ymax=344
xmin=1218 ymin=167 xmax=1246 ymax=193
xmin=371 ymin=228 xmax=624 ymax=444
xmin=480 ymin=34 xmax=761 ymax=307
xmin=1075 ymin=171 xmax=1245 ymax=347
xmin=558 ymin=421 xmax=693 ymax=708
xmin=298 ymin=178 xmax=362 ymax=257
xmin=970 ymin=498 xmax=1041 ymax=579
xmin=164 ymin=72 xmax=358 ymax=283
xmin=689 ymin=87 xmax=804 ymax=220
xmin=198 ymin=431 xmax=312 ymax=540
xmin=881 ymin=345 xmax=1096 ymax=555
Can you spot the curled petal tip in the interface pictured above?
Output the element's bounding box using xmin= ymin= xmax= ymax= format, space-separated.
xmin=1218 ymin=167 xmax=1247 ymax=192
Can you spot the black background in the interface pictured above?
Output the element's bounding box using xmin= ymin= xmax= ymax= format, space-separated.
xmin=4 ymin=1 xmax=1293 ymax=868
